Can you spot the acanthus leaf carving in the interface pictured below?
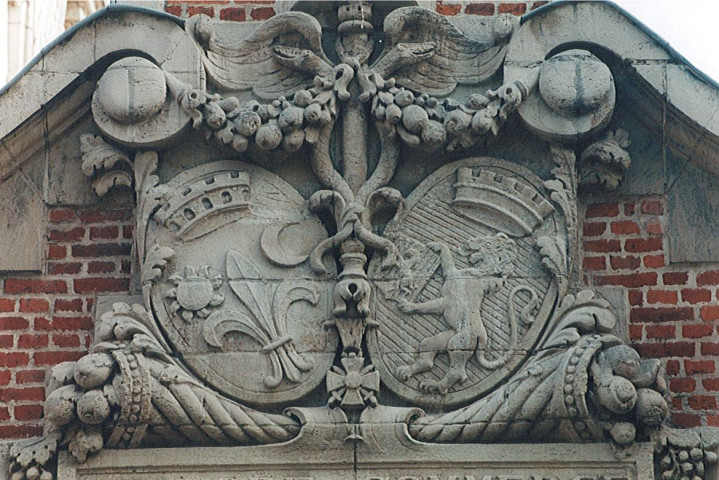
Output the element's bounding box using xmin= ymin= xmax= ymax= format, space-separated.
xmin=544 ymin=145 xmax=580 ymax=287
xmin=536 ymin=235 xmax=568 ymax=289
xmin=79 ymin=134 xmax=133 ymax=197
xmin=579 ymin=129 xmax=632 ymax=193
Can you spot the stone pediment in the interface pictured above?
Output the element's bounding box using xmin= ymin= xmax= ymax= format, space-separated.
xmin=2 ymin=2 xmax=719 ymax=181
xmin=2 ymin=2 xmax=719 ymax=480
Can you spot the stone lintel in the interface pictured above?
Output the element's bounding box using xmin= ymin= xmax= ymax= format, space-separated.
xmin=59 ymin=441 xmax=654 ymax=480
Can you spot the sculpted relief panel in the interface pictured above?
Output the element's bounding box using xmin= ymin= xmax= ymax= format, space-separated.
xmin=5 ymin=2 xmax=716 ymax=480
xmin=369 ymin=159 xmax=559 ymax=405
xmin=148 ymin=161 xmax=336 ymax=405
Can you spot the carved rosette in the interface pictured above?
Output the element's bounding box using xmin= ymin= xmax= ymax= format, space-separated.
xmin=147 ymin=161 xmax=338 ymax=405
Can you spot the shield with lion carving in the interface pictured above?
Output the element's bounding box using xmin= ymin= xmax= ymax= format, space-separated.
xmin=367 ymin=158 xmax=564 ymax=407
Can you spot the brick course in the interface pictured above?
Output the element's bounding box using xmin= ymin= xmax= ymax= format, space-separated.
xmin=162 ymin=1 xmax=548 ymax=22
xmin=0 ymin=206 xmax=132 ymax=438
xmin=582 ymin=197 xmax=719 ymax=428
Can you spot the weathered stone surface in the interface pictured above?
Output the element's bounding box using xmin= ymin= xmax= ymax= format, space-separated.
xmin=5 ymin=2 xmax=719 ymax=480
xmin=367 ymin=157 xmax=559 ymax=406
xmin=666 ymin=158 xmax=719 ymax=263
xmin=0 ymin=171 xmax=43 ymax=272
xmin=505 ymin=2 xmax=719 ymax=177
xmin=148 ymin=160 xmax=338 ymax=405
xmin=59 ymin=436 xmax=654 ymax=480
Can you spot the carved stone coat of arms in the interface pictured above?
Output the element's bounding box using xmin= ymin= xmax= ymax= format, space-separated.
xmin=7 ymin=2 xmax=717 ymax=480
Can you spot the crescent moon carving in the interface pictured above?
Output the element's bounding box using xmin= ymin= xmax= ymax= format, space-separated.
xmin=260 ymin=222 xmax=310 ymax=267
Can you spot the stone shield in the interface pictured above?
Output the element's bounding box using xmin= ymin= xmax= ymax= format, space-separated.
xmin=367 ymin=158 xmax=563 ymax=407
xmin=148 ymin=161 xmax=338 ymax=406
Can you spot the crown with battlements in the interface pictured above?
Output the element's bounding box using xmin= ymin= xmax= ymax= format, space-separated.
xmin=154 ymin=171 xmax=251 ymax=239
xmin=452 ymin=167 xmax=554 ymax=236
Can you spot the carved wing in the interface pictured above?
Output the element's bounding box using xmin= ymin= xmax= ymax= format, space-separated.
xmin=186 ymin=12 xmax=333 ymax=99
xmin=373 ymin=7 xmax=515 ymax=96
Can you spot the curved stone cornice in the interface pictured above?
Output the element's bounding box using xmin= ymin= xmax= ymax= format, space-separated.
xmin=0 ymin=5 xmax=202 ymax=182
xmin=505 ymin=1 xmax=719 ymax=175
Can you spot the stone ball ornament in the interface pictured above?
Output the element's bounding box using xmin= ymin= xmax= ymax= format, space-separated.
xmin=539 ymin=50 xmax=613 ymax=117
xmin=95 ymin=57 xmax=166 ymax=124
xmin=92 ymin=56 xmax=190 ymax=147
xmin=518 ymin=49 xmax=616 ymax=144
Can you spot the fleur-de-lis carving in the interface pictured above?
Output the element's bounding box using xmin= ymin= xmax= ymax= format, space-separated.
xmin=202 ymin=250 xmax=319 ymax=388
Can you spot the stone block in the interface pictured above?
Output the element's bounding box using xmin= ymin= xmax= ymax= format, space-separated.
xmin=595 ymin=285 xmax=630 ymax=343
xmin=666 ymin=65 xmax=719 ymax=139
xmin=666 ymin=157 xmax=719 ymax=263
xmin=58 ymin=439 xmax=654 ymax=480
xmin=505 ymin=2 xmax=670 ymax=69
xmin=0 ymin=171 xmax=43 ymax=272
xmin=93 ymin=13 xmax=186 ymax=68
xmin=41 ymin=21 xmax=96 ymax=74
xmin=46 ymin=113 xmax=103 ymax=206
xmin=610 ymin=107 xmax=665 ymax=196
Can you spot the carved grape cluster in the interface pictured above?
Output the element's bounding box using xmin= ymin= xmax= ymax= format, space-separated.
xmin=658 ymin=443 xmax=717 ymax=480
xmin=371 ymin=81 xmax=529 ymax=151
xmin=178 ymin=74 xmax=339 ymax=154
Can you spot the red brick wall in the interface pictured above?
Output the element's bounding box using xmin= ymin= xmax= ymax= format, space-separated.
xmin=583 ymin=198 xmax=719 ymax=429
xmin=162 ymin=1 xmax=549 ymax=21
xmin=0 ymin=207 xmax=132 ymax=439
xmin=164 ymin=0 xmax=277 ymax=21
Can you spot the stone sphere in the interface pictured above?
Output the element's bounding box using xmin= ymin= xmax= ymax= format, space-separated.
xmin=76 ymin=389 xmax=111 ymax=424
xmin=603 ymin=345 xmax=641 ymax=379
xmin=609 ymin=421 xmax=636 ymax=445
xmin=539 ymin=50 xmax=613 ymax=117
xmin=597 ymin=376 xmax=637 ymax=414
xmin=96 ymin=57 xmax=167 ymax=125
xmin=45 ymin=385 xmax=78 ymax=426
xmin=636 ymin=388 xmax=668 ymax=426
xmin=74 ymin=353 xmax=114 ymax=389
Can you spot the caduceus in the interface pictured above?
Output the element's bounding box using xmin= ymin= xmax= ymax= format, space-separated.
xmin=183 ymin=1 xmax=523 ymax=354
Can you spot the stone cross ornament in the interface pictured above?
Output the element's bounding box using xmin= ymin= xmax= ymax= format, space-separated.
xmin=8 ymin=2 xmax=716 ymax=480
